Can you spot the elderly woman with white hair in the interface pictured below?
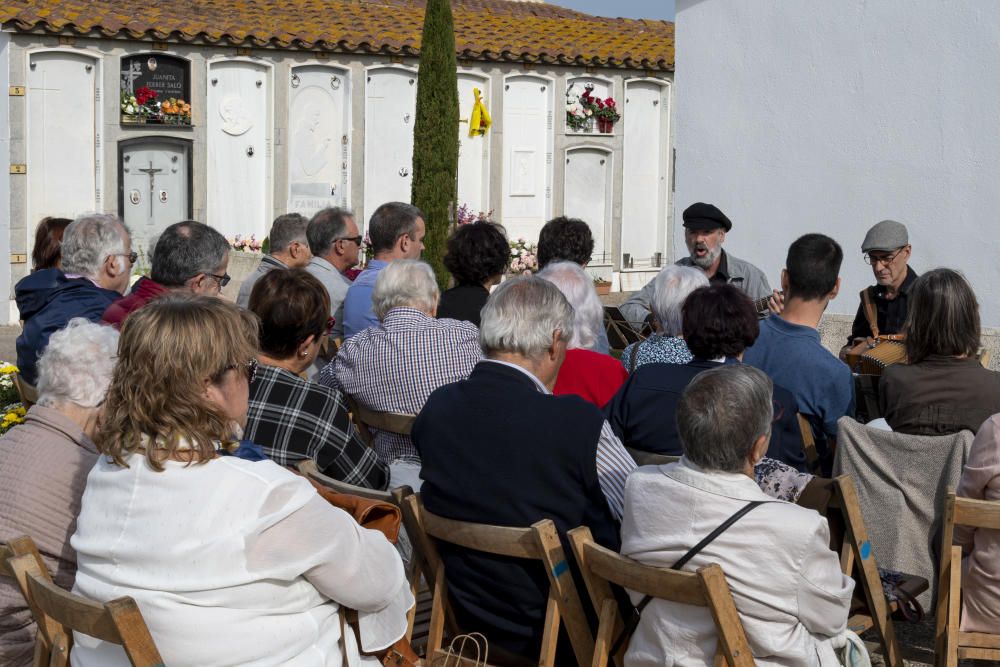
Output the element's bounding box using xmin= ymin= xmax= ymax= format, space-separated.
xmin=0 ymin=318 xmax=119 ymax=665
xmin=621 ymin=365 xmax=858 ymax=666
xmin=539 ymin=261 xmax=627 ymax=407
xmin=621 ymin=265 xmax=709 ymax=373
xmin=322 ymin=259 xmax=482 ymax=469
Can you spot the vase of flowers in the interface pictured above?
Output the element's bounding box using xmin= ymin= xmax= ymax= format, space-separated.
xmin=566 ymin=83 xmax=599 ymax=133
xmin=509 ymin=238 xmax=539 ymax=275
xmin=594 ymin=97 xmax=621 ymax=133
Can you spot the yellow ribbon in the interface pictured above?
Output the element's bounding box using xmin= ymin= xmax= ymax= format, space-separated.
xmin=468 ymin=87 xmax=491 ymax=137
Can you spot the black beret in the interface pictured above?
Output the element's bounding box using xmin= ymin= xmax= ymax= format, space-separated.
xmin=682 ymin=202 xmax=732 ymax=232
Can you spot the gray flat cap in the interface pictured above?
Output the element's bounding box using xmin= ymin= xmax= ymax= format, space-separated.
xmin=862 ymin=220 xmax=909 ymax=253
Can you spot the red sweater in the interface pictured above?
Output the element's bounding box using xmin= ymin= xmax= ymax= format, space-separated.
xmin=553 ymin=348 xmax=628 ymax=408
xmin=100 ymin=277 xmax=171 ymax=329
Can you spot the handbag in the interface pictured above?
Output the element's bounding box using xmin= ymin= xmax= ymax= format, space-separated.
xmin=609 ymin=500 xmax=765 ymax=657
xmin=304 ymin=476 xmax=402 ymax=544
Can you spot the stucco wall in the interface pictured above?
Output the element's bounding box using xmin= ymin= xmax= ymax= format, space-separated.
xmin=674 ymin=1 xmax=1000 ymax=326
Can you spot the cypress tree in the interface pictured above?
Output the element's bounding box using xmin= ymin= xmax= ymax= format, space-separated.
xmin=411 ymin=0 xmax=459 ymax=290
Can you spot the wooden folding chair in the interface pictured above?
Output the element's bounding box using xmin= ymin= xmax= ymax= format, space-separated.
xmin=344 ymin=394 xmax=416 ymax=447
xmin=796 ymin=413 xmax=820 ymax=472
xmin=935 ymin=492 xmax=1000 ymax=667
xmin=1 ymin=535 xmax=58 ymax=665
xmin=296 ymin=458 xmax=400 ymax=502
xmin=797 ymin=476 xmax=922 ymax=667
xmin=568 ymin=526 xmax=755 ymax=667
xmin=625 ymin=447 xmax=678 ymax=467
xmin=603 ymin=306 xmax=647 ymax=352
xmin=8 ymin=554 xmax=164 ymax=667
xmin=14 ymin=373 xmax=38 ymax=408
xmin=402 ymin=494 xmax=594 ymax=667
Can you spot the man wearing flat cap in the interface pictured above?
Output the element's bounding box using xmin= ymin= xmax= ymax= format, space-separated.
xmin=620 ymin=202 xmax=772 ymax=326
xmin=841 ymin=219 xmax=918 ymax=356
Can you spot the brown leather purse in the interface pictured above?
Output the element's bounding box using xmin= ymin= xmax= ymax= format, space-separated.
xmin=305 ymin=479 xmax=402 ymax=544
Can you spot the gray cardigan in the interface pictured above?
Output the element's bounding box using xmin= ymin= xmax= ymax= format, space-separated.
xmin=0 ymin=406 xmax=97 ymax=666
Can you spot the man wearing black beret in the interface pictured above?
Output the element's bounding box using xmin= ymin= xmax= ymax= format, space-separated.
xmin=620 ymin=202 xmax=772 ymax=326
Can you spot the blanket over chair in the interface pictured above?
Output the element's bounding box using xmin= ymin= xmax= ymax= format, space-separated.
xmin=832 ymin=417 xmax=973 ymax=608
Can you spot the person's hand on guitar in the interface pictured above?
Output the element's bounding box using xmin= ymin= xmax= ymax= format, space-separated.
xmin=767 ymin=289 xmax=785 ymax=315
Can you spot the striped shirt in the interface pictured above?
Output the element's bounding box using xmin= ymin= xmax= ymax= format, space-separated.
xmin=320 ymin=308 xmax=482 ymax=463
xmin=484 ymin=359 xmax=636 ymax=520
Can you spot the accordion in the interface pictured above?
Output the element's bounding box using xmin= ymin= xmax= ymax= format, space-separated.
xmin=845 ymin=337 xmax=907 ymax=376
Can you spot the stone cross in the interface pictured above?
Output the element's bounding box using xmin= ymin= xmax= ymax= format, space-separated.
xmin=137 ymin=161 xmax=163 ymax=218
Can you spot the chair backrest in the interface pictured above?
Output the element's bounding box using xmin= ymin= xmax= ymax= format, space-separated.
xmin=402 ymin=494 xmax=594 ymax=667
xmin=603 ymin=306 xmax=646 ymax=351
xmin=344 ymin=394 xmax=416 ymax=446
xmin=8 ymin=554 xmax=164 ymax=667
xmin=14 ymin=373 xmax=38 ymax=408
xmin=296 ymin=458 xmax=399 ymax=503
xmin=625 ymin=447 xmax=678 ymax=467
xmin=834 ymin=417 xmax=973 ymax=608
xmin=0 ymin=534 xmax=46 ymax=579
xmin=935 ymin=492 xmax=1000 ymax=667
xmin=567 ymin=526 xmax=754 ymax=667
xmin=0 ymin=535 xmax=60 ymax=664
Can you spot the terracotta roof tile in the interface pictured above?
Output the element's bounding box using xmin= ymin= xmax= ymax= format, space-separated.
xmin=1 ymin=0 xmax=673 ymax=70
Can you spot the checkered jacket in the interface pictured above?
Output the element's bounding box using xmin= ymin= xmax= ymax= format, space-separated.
xmin=320 ymin=308 xmax=483 ymax=463
xmin=245 ymin=363 xmax=389 ymax=489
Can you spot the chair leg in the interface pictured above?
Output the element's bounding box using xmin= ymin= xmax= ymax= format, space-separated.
xmin=538 ymin=593 xmax=561 ymax=667
xmin=426 ymin=567 xmax=447 ymax=657
xmin=592 ymin=599 xmax=616 ymax=667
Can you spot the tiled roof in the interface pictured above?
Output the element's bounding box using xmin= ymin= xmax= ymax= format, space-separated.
xmin=0 ymin=0 xmax=674 ymax=71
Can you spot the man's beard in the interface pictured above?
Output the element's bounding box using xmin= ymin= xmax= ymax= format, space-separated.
xmin=690 ymin=244 xmax=721 ymax=269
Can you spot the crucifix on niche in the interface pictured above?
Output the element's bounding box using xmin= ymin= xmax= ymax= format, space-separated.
xmin=119 ymin=137 xmax=192 ymax=253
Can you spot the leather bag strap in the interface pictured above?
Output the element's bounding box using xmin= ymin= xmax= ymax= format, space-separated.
xmin=860 ymin=288 xmax=880 ymax=339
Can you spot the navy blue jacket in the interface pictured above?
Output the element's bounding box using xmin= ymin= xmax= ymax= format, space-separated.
xmin=413 ymin=361 xmax=620 ymax=658
xmin=15 ymin=269 xmax=121 ymax=384
xmin=605 ymin=359 xmax=808 ymax=471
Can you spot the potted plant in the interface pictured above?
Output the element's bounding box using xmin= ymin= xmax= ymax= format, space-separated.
xmin=594 ymin=97 xmax=622 ymax=134
xmin=593 ymin=276 xmax=612 ymax=295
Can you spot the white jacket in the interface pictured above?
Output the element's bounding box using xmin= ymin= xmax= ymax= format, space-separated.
xmin=620 ymin=459 xmax=854 ymax=667
xmin=70 ymin=454 xmax=412 ymax=666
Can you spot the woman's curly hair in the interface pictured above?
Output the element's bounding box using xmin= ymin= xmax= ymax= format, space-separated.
xmin=682 ymin=284 xmax=759 ymax=359
xmin=98 ymin=294 xmax=259 ymax=471
xmin=443 ymin=221 xmax=510 ymax=285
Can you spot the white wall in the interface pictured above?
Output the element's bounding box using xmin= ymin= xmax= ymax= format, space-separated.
xmin=675 ymin=1 xmax=1000 ymax=325
xmin=0 ymin=32 xmax=11 ymax=322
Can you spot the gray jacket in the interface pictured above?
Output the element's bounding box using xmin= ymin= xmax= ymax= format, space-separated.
xmin=305 ymin=256 xmax=352 ymax=338
xmin=236 ymin=255 xmax=288 ymax=309
xmin=619 ymin=250 xmax=772 ymax=326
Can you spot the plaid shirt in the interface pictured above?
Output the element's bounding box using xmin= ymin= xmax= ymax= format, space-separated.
xmin=320 ymin=308 xmax=483 ymax=463
xmin=245 ymin=363 xmax=389 ymax=489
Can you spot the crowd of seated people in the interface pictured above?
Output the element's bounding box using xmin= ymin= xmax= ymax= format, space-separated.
xmin=3 ymin=199 xmax=1000 ymax=667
